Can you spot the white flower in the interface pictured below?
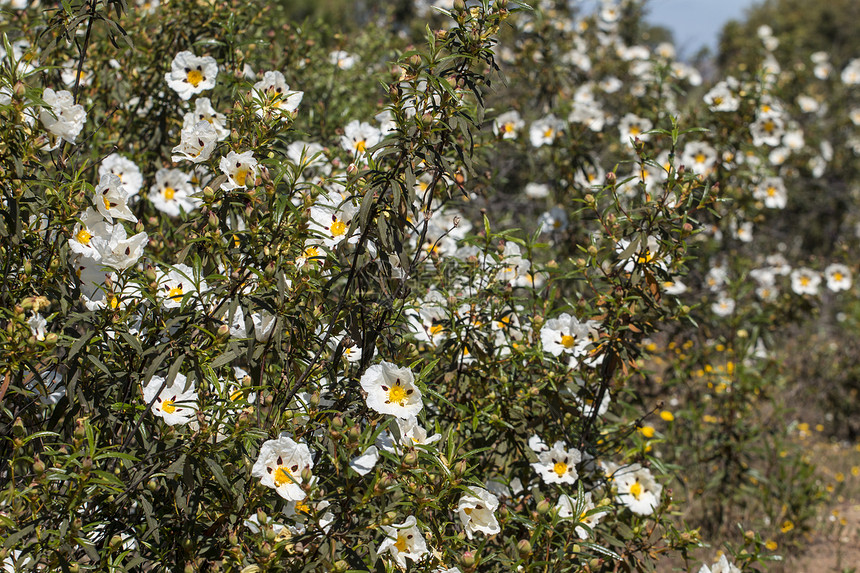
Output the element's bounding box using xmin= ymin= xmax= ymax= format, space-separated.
xmin=90 ymin=223 xmax=148 ymax=271
xmin=556 ymin=491 xmax=604 ymax=539
xmin=750 ymin=114 xmax=784 ymax=147
xmin=681 ymin=141 xmax=718 ymax=175
xmin=528 ymin=434 xmax=548 ymax=453
xmin=309 ymin=192 xmax=359 ymax=249
xmin=253 ymin=71 xmax=303 ymax=119
xmin=529 ymin=114 xmax=564 ymax=147
xmin=824 ymin=263 xmax=852 ymax=292
xmin=524 ymin=182 xmax=550 ymax=199
xmin=28 ymin=312 xmax=47 ymax=340
xmin=531 ymin=441 xmax=581 ymax=485
xmin=612 ymin=463 xmax=662 ymax=515
xmin=219 ymin=150 xmax=258 ymax=191
xmin=159 ymin=263 xmax=208 ymax=309
xmin=150 ymin=168 xmax=199 ymax=216
xmin=790 ymin=268 xmax=821 ymax=296
xmin=540 ymin=313 xmax=597 ymax=358
xmin=143 ymin=373 xmax=198 ymax=426
xmin=94 ymin=173 xmax=137 ymax=224
xmin=841 ymin=58 xmax=860 ymax=85
xmin=171 ymin=120 xmax=218 ymax=163
xmin=183 ymin=97 xmax=229 ymax=140
xmin=703 ymin=80 xmax=740 ymax=112
xmin=377 ymin=516 xmax=428 ymax=569
xmin=753 ymin=177 xmax=787 ymax=208
xmin=349 ymin=445 xmax=379 ymax=476
xmin=615 ymin=235 xmax=665 ymax=273
xmin=618 ymin=113 xmax=652 ymax=147
xmin=40 ymin=88 xmax=86 ymax=147
xmin=340 ymin=119 xmax=382 ymax=155
xmin=698 ymin=555 xmax=742 ymax=573
xmin=99 ymin=154 xmax=143 ymax=196
xmin=165 ymin=51 xmax=218 ymax=100
xmin=329 ymin=50 xmax=357 ymax=69
xmin=251 ymin=310 xmax=277 ymax=342
xmin=360 ymin=361 xmax=422 ymax=419
xmin=251 ymin=433 xmax=314 ymax=501
xmin=69 ymin=207 xmax=111 ymax=261
xmin=396 ymin=416 xmax=441 ymax=447
xmin=494 ymin=110 xmax=524 ymax=140
xmin=711 ymin=294 xmax=735 ymax=317
xmin=458 ymin=487 xmax=500 ymax=539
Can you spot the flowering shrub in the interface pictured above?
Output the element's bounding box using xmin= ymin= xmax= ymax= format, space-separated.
xmin=1 ymin=0 xmax=858 ymax=571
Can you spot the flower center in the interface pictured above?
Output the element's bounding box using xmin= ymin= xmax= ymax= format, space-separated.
xmin=168 ymin=286 xmax=184 ymax=300
xmin=629 ymin=481 xmax=643 ymax=500
xmin=109 ymin=295 xmax=119 ymax=309
xmin=637 ymin=249 xmax=654 ymax=264
xmin=502 ymin=122 xmax=514 ymax=133
xmin=186 ymin=69 xmax=203 ymax=87
xmin=354 ymin=140 xmax=367 ymax=152
xmin=234 ymin=168 xmax=249 ymax=187
xmin=800 ymin=276 xmax=810 ymax=286
xmin=163 ymin=187 xmax=176 ymax=200
xmin=543 ymin=127 xmax=554 ymax=139
xmin=394 ymin=534 xmax=408 ymax=553
xmin=387 ymin=384 xmax=408 ymax=406
xmin=834 ymin=272 xmax=844 ymax=282
xmin=629 ymin=125 xmax=641 ymax=136
xmin=553 ymin=461 xmax=568 ymax=477
xmin=560 ymin=335 xmax=576 ymax=349
xmin=162 ymin=399 xmax=176 ymax=414
xmin=273 ymin=466 xmax=292 ymax=487
xmin=330 ymin=220 xmax=347 ymax=237
xmin=76 ymin=229 xmax=93 ymax=245
xmin=103 ymin=197 xmax=111 ymax=211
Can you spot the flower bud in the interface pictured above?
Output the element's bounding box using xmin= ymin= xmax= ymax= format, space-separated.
xmin=109 ymin=534 xmax=124 ymax=550
xmin=301 ymin=467 xmax=313 ymax=483
xmin=402 ymin=451 xmax=419 ymax=466
xmin=536 ymin=499 xmax=551 ymax=514
xmin=461 ymin=551 xmax=476 ymax=567
xmin=517 ymin=539 xmax=532 ymax=556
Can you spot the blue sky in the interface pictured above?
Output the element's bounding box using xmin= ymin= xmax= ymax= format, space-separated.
xmin=644 ymin=0 xmax=759 ymax=56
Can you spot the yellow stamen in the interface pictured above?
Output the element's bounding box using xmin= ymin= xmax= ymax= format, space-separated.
xmin=330 ymin=220 xmax=347 ymax=237
xmin=76 ymin=229 xmax=93 ymax=245
xmin=273 ymin=466 xmax=292 ymax=487
xmin=233 ymin=168 xmax=249 ymax=187
xmin=561 ymin=335 xmax=576 ymax=349
xmin=163 ymin=187 xmax=176 ymax=200
xmin=162 ymin=399 xmax=176 ymax=414
xmin=186 ymin=69 xmax=203 ymax=87
xmin=553 ymin=462 xmax=568 ymax=477
xmin=387 ymin=384 xmax=408 ymax=406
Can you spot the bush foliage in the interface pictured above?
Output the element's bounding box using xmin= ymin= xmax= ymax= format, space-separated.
xmin=1 ymin=0 xmax=858 ymax=571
